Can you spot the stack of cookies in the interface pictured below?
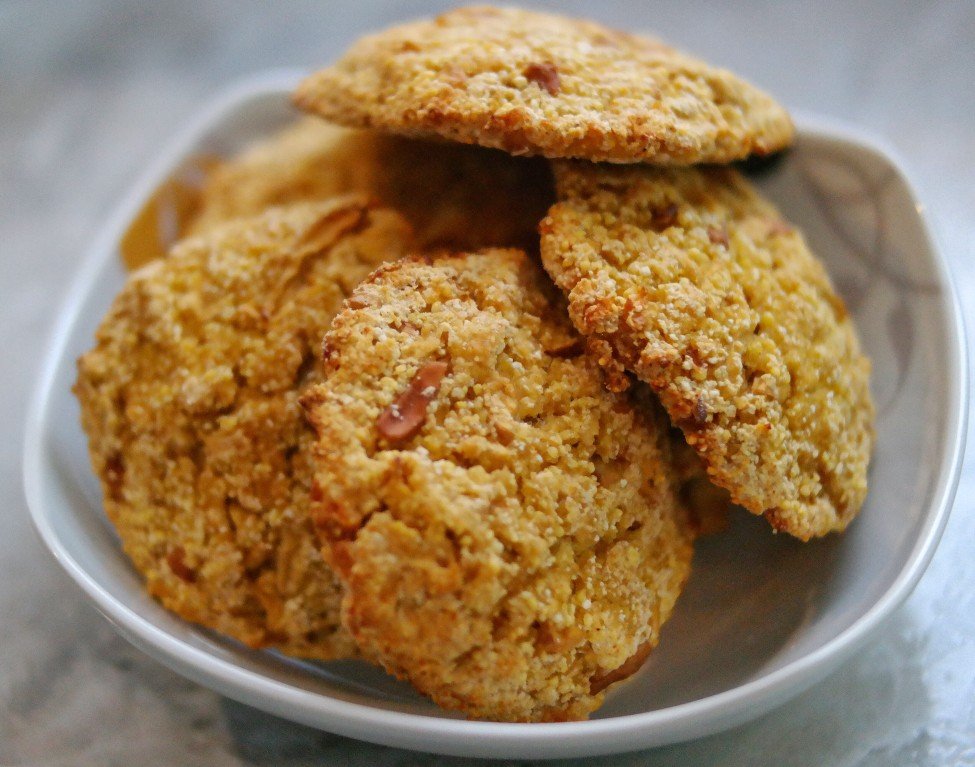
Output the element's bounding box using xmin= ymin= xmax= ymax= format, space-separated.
xmin=75 ymin=7 xmax=874 ymax=723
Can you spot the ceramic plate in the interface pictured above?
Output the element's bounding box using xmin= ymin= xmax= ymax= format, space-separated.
xmin=23 ymin=70 xmax=967 ymax=760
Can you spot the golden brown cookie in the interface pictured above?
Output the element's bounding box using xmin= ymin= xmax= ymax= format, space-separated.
xmin=301 ymin=249 xmax=695 ymax=722
xmin=294 ymin=7 xmax=793 ymax=165
xmin=189 ymin=116 xmax=553 ymax=250
xmin=540 ymin=162 xmax=874 ymax=540
xmin=75 ymin=197 xmax=413 ymax=658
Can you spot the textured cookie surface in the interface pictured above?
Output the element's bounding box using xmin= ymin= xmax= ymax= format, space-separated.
xmin=190 ymin=116 xmax=552 ymax=250
xmin=75 ymin=198 xmax=413 ymax=657
xmin=302 ymin=249 xmax=694 ymax=721
xmin=295 ymin=6 xmax=793 ymax=165
xmin=540 ymin=163 xmax=874 ymax=540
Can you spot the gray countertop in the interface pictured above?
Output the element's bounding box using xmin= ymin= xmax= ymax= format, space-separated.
xmin=2 ymin=2 xmax=973 ymax=764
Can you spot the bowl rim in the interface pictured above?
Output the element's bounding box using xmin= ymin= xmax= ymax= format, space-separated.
xmin=22 ymin=70 xmax=969 ymax=759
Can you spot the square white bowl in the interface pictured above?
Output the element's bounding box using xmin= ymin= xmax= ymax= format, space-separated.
xmin=23 ymin=71 xmax=967 ymax=760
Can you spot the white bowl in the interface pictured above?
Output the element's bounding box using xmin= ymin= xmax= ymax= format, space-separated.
xmin=23 ymin=70 xmax=967 ymax=760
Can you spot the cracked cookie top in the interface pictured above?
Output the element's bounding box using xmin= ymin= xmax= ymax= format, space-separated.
xmin=302 ymin=248 xmax=694 ymax=721
xmin=295 ymin=6 xmax=793 ymax=164
xmin=540 ymin=162 xmax=874 ymax=540
xmin=75 ymin=197 xmax=412 ymax=658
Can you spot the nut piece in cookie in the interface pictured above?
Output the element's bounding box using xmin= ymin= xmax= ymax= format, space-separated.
xmin=74 ymin=197 xmax=413 ymax=658
xmin=301 ymin=249 xmax=695 ymax=722
xmin=540 ymin=162 xmax=874 ymax=540
xmin=190 ymin=116 xmax=553 ymax=251
xmin=294 ymin=6 xmax=793 ymax=164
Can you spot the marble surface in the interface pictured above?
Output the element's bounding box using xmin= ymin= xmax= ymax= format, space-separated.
xmin=2 ymin=2 xmax=973 ymax=764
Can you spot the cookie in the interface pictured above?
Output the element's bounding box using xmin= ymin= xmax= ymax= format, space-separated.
xmin=301 ymin=249 xmax=695 ymax=721
xmin=294 ymin=6 xmax=793 ymax=165
xmin=190 ymin=116 xmax=553 ymax=250
xmin=75 ymin=197 xmax=413 ymax=657
xmin=540 ymin=162 xmax=874 ymax=540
